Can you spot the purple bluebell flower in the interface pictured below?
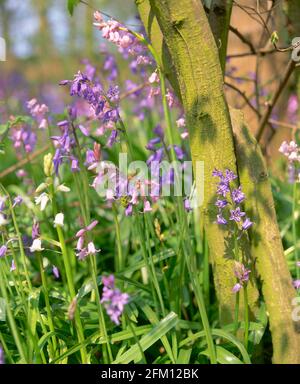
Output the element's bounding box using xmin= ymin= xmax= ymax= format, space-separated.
xmin=231 ymin=186 xmax=245 ymax=204
xmin=213 ymin=169 xmax=253 ymax=237
xmin=32 ymin=221 xmax=40 ymax=240
xmin=0 ymin=344 xmax=4 ymax=364
xmin=217 ymin=182 xmax=230 ymax=197
xmin=107 ymin=130 xmax=118 ymax=147
xmin=234 ymin=262 xmax=251 ymax=283
xmin=232 ymin=262 xmax=251 ymax=294
xmin=229 ymin=207 xmax=245 ymax=223
xmin=101 ymin=275 xmax=129 ymax=325
xmin=67 ymin=105 xmax=77 ymax=121
xmin=216 ymin=213 xmax=227 ymax=225
xmin=10 ymin=260 xmax=16 ymax=272
xmin=85 ymin=149 xmax=96 ymax=165
xmin=0 ymin=245 xmax=7 ymax=258
xmin=293 ymin=280 xmax=300 ymax=289
xmin=12 ymin=196 xmax=23 ymax=208
xmin=184 ymin=199 xmax=192 ymax=212
xmin=146 ymin=137 xmax=161 ymax=151
xmin=215 ymin=199 xmax=228 ymax=208
xmin=212 ymin=169 xmax=223 ymax=178
xmin=153 ymin=124 xmax=164 ymax=138
xmin=242 ymin=218 xmax=253 ymax=231
xmin=0 ymin=197 xmax=6 ymax=212
xmin=225 ymin=169 xmax=238 ymax=183
xmin=71 ymin=157 xmax=80 ymax=172
xmin=52 ymin=265 xmax=60 ymax=279
xmin=11 ymin=123 xmax=37 ymax=154
xmin=173 ymin=145 xmax=185 ymax=160
xmin=232 ymin=283 xmax=242 ymax=293
xmin=125 ymin=204 xmax=133 ymax=216
xmin=76 ymin=220 xmax=98 ymax=238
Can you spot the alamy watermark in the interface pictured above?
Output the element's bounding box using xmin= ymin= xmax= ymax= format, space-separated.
xmin=0 ymin=37 xmax=6 ymax=61
xmin=93 ymin=153 xmax=205 ymax=209
xmin=292 ymin=37 xmax=300 ymax=62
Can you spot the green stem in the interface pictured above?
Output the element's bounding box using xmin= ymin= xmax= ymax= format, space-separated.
xmin=234 ymin=291 xmax=240 ymax=334
xmin=243 ymin=285 xmax=249 ymax=350
xmin=292 ymin=182 xmax=299 ymax=279
xmin=50 ymin=182 xmax=88 ymax=363
xmin=144 ymin=214 xmax=166 ymax=316
xmin=0 ymin=184 xmax=32 ymax=290
xmin=0 ymin=262 xmax=27 ymax=362
xmin=112 ymin=203 xmax=124 ymax=272
xmin=37 ymin=252 xmax=57 ymax=357
xmin=70 ymin=130 xmax=112 ymax=362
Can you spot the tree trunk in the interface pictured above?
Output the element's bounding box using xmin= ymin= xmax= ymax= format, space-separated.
xmin=139 ymin=0 xmax=259 ymax=324
xmin=137 ymin=0 xmax=300 ymax=363
xmin=231 ymin=108 xmax=300 ymax=363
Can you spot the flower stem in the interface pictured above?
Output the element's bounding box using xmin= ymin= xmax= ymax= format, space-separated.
xmin=243 ymin=285 xmax=249 ymax=349
xmin=37 ymin=251 xmax=58 ymax=357
xmin=0 ymin=262 xmax=27 ymax=362
xmin=292 ymin=181 xmax=299 ymax=279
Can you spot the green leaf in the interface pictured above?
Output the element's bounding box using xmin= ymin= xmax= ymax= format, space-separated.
xmin=270 ymin=31 xmax=279 ymax=45
xmin=67 ymin=0 xmax=80 ymax=15
xmin=137 ymin=302 xmax=176 ymax=363
xmin=201 ymin=346 xmax=244 ymax=364
xmin=113 ymin=312 xmax=178 ymax=364
xmin=179 ymin=328 xmax=251 ymax=364
xmin=0 ymin=124 xmax=8 ymax=136
xmin=176 ymin=348 xmax=192 ymax=364
xmin=0 ymin=298 xmax=6 ymax=321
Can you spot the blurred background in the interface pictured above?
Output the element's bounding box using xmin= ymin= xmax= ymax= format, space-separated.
xmin=0 ymin=0 xmax=136 ymax=116
xmin=0 ymin=0 xmax=298 ymax=162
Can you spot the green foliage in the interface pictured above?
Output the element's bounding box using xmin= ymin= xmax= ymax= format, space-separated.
xmin=67 ymin=0 xmax=80 ymax=16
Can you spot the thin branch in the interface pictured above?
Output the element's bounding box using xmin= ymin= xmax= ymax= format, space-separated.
xmin=225 ymin=81 xmax=261 ymax=118
xmin=0 ymin=144 xmax=50 ymax=179
xmin=256 ymin=60 xmax=296 ymax=142
xmin=229 ymin=25 xmax=256 ymax=54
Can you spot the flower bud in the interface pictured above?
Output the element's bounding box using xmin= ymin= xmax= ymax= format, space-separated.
xmin=43 ymin=153 xmax=54 ymax=177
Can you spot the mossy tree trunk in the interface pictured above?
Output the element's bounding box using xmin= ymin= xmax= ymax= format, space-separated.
xmin=209 ymin=0 xmax=233 ymax=73
xmin=137 ymin=0 xmax=300 ymax=363
xmin=138 ymin=0 xmax=259 ymax=324
xmin=231 ymin=109 xmax=300 ymax=363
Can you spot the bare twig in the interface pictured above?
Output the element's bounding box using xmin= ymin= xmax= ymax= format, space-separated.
xmin=256 ymin=60 xmax=296 ymax=142
xmin=0 ymin=144 xmax=50 ymax=179
xmin=225 ymin=81 xmax=261 ymax=118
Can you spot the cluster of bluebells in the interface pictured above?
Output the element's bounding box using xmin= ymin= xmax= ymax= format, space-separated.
xmin=101 ymin=275 xmax=129 ymax=325
xmin=51 ymin=118 xmax=77 ymax=174
xmin=292 ymin=262 xmax=300 ymax=290
xmin=0 ymin=195 xmax=21 ymax=272
xmin=93 ymin=10 xmax=189 ymax=132
xmin=26 ymin=98 xmax=49 ymax=130
xmin=10 ymin=119 xmax=36 ymax=154
xmin=213 ymin=169 xmax=253 ymax=293
xmin=92 ymin=159 xmax=156 ymax=216
xmin=232 ymin=262 xmax=251 ymax=293
xmin=212 ymin=169 xmax=253 ymax=232
xmin=279 ymin=140 xmax=300 ymax=183
xmin=93 ymin=11 xmax=149 ymax=63
xmin=75 ymin=220 xmax=100 ymax=261
xmin=0 ymin=344 xmax=4 ymax=365
xmin=89 ymin=124 xmax=190 ymax=216
xmin=60 ymin=69 xmax=120 ymax=148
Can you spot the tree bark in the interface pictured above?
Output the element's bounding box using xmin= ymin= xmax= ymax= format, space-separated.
xmin=231 ymin=108 xmax=300 ymax=363
xmin=209 ymin=0 xmax=233 ymax=73
xmin=139 ymin=0 xmax=259 ymax=324
xmin=137 ymin=0 xmax=300 ymax=363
